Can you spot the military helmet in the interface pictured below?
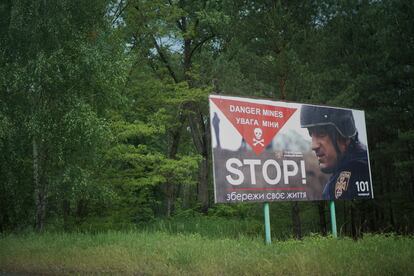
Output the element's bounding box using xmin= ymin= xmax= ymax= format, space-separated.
xmin=300 ymin=105 xmax=357 ymax=138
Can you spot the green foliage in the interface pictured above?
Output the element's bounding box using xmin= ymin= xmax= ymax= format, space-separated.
xmin=1 ymin=232 xmax=414 ymax=275
xmin=0 ymin=0 xmax=413 ymax=236
xmin=0 ymin=0 xmax=129 ymax=231
xmin=142 ymin=216 xmax=263 ymax=239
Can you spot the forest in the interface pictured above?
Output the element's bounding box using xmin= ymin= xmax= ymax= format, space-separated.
xmin=0 ymin=0 xmax=413 ymax=239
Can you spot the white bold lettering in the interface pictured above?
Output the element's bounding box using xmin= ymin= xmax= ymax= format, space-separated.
xmin=283 ymin=160 xmax=298 ymax=184
xmin=262 ymin=159 xmax=282 ymax=185
xmin=226 ymin=158 xmax=244 ymax=185
xmin=243 ymin=159 xmax=261 ymax=185
xmin=262 ymin=120 xmax=279 ymax=128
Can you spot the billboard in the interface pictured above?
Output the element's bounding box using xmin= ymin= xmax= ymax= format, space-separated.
xmin=209 ymin=95 xmax=373 ymax=203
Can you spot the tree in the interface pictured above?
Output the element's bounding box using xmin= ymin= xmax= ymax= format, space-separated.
xmin=0 ymin=0 xmax=126 ymax=231
xmin=121 ymin=0 xmax=229 ymax=213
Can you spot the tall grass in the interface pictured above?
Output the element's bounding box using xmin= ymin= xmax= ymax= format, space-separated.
xmin=1 ymin=231 xmax=413 ymax=275
xmin=48 ymin=203 xmax=324 ymax=240
xmin=168 ymin=202 xmax=323 ymax=240
xmin=142 ymin=216 xmax=264 ymax=239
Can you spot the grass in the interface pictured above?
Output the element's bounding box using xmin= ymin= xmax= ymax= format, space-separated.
xmin=141 ymin=216 xmax=265 ymax=239
xmin=1 ymin=231 xmax=413 ymax=275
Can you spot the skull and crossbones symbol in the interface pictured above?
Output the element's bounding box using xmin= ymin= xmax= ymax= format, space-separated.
xmin=253 ymin=128 xmax=264 ymax=147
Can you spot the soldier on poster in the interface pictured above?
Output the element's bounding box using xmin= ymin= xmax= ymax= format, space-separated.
xmin=209 ymin=95 xmax=373 ymax=203
xmin=300 ymin=105 xmax=372 ymax=200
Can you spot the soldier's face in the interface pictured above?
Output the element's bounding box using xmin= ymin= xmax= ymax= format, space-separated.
xmin=309 ymin=127 xmax=346 ymax=173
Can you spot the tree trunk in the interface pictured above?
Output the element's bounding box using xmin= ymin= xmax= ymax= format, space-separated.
xmin=350 ymin=203 xmax=359 ymax=240
xmin=291 ymin=202 xmax=302 ymax=239
xmin=180 ymin=181 xmax=192 ymax=209
xmin=184 ymin=38 xmax=192 ymax=82
xmin=197 ymin=156 xmax=209 ymax=213
xmin=360 ymin=202 xmax=366 ymax=233
xmin=181 ymin=21 xmax=211 ymax=212
xmin=33 ymin=137 xmax=46 ymax=232
xmin=370 ymin=203 xmax=377 ymax=232
xmin=197 ymin=113 xmax=210 ymax=213
xmin=388 ymin=198 xmax=395 ymax=231
xmin=163 ymin=111 xmax=185 ymax=217
xmin=165 ymin=176 xmax=175 ymax=217
xmin=411 ymin=168 xmax=414 ymax=199
xmin=62 ymin=199 xmax=70 ymax=231
xmin=317 ymin=201 xmax=327 ymax=236
xmin=76 ymin=199 xmax=88 ymax=219
xmin=188 ymin=109 xmax=210 ymax=213
xmin=343 ymin=201 xmax=348 ymax=235
xmin=0 ymin=174 xmax=6 ymax=232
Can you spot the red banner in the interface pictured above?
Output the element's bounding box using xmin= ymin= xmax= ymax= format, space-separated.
xmin=210 ymin=98 xmax=296 ymax=155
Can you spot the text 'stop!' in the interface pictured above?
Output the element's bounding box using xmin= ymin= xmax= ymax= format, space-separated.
xmin=209 ymin=95 xmax=373 ymax=203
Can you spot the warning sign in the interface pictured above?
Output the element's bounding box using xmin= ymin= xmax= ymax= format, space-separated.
xmin=209 ymin=95 xmax=373 ymax=203
xmin=210 ymin=98 xmax=296 ymax=155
